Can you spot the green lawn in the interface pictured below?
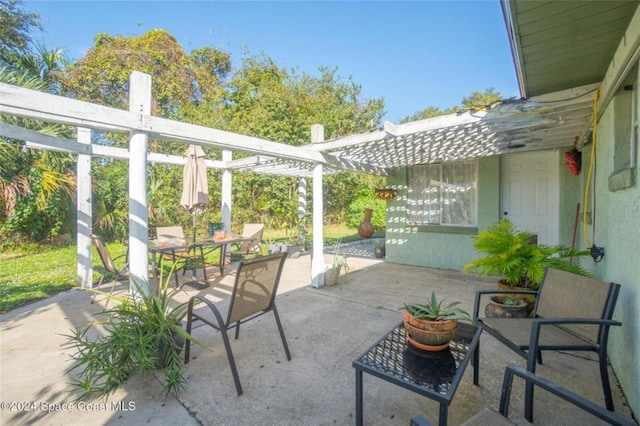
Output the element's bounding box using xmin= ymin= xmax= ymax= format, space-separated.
xmin=0 ymin=225 xmax=384 ymax=314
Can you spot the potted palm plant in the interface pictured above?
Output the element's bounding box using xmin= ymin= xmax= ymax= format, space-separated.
xmin=463 ymin=219 xmax=592 ymax=312
xmin=463 ymin=219 xmax=591 ymax=289
xmin=64 ymin=264 xmax=203 ymax=400
xmin=401 ymin=291 xmax=471 ymax=351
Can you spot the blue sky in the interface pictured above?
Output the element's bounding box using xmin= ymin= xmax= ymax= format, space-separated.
xmin=27 ymin=0 xmax=520 ymax=123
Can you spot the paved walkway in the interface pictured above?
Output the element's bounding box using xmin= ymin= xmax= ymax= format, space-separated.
xmin=1 ymin=240 xmax=635 ymax=425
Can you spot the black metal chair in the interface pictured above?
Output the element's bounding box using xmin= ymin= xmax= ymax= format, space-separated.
xmin=410 ymin=364 xmax=634 ymax=426
xmin=184 ymin=252 xmax=290 ymax=395
xmin=90 ymin=233 xmax=129 ymax=307
xmin=473 ymin=267 xmax=622 ymax=422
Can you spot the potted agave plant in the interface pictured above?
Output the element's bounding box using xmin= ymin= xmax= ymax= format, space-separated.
xmin=401 ymin=291 xmax=471 ymax=351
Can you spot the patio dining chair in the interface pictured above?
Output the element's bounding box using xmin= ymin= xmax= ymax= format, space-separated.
xmin=473 ymin=267 xmax=622 ymax=422
xmin=90 ymin=233 xmax=129 ymax=307
xmin=156 ymin=225 xmax=206 ymax=286
xmin=410 ymin=364 xmax=634 ymax=426
xmin=227 ymin=223 xmax=265 ymax=261
xmin=184 ymin=252 xmax=291 ymax=396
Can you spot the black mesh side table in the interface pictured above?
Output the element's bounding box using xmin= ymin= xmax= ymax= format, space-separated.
xmin=352 ymin=321 xmax=481 ymax=426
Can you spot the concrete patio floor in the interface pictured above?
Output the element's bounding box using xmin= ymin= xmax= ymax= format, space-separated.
xmin=1 ymin=241 xmax=636 ymax=425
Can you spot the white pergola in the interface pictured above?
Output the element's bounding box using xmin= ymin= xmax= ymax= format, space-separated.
xmin=0 ymin=71 xmax=597 ymax=291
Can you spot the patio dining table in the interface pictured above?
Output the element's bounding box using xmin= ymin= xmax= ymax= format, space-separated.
xmin=148 ymin=236 xmax=250 ymax=287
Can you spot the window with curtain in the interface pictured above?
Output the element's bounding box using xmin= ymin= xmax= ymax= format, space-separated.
xmin=407 ymin=160 xmax=477 ymax=226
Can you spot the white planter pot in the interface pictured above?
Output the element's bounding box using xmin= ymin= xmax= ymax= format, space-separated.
xmin=324 ymin=266 xmax=341 ymax=286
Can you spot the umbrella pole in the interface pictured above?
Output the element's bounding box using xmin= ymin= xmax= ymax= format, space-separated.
xmin=191 ymin=213 xmax=197 ymax=278
xmin=184 ymin=211 xmax=208 ymax=290
xmin=192 ymin=212 xmax=197 ymax=245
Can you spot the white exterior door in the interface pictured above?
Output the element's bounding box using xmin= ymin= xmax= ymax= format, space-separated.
xmin=501 ymin=150 xmax=559 ymax=245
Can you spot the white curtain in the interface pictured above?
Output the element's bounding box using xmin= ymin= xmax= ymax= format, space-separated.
xmin=407 ymin=160 xmax=477 ymax=226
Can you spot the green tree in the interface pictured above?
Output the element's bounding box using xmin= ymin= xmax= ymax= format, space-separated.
xmin=9 ymin=27 xmax=386 ymax=243
xmin=0 ymin=0 xmax=40 ymax=67
xmin=58 ymin=30 xmax=230 ymax=121
xmin=461 ymin=88 xmax=502 ymax=110
xmin=0 ymin=2 xmax=76 ymax=245
xmin=400 ymin=88 xmax=502 ymax=123
xmin=0 ymin=71 xmax=76 ymax=244
xmin=221 ymin=53 xmax=385 ymax=228
xmin=58 ymin=30 xmax=232 ymax=238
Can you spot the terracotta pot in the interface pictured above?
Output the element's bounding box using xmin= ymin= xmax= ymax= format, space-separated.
xmin=403 ymin=311 xmax=458 ymax=350
xmin=357 ymin=208 xmax=374 ymax=239
xmin=497 ymin=280 xmax=537 ymax=314
xmin=485 ymin=296 xmax=528 ymax=318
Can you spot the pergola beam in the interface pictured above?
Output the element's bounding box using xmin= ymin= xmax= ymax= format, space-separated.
xmin=0 ymin=83 xmax=326 ymax=167
xmin=1 ymin=124 xmax=223 ymax=168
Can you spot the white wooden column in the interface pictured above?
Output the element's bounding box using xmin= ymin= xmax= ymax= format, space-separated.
xmin=222 ymin=149 xmax=232 ymax=232
xmin=128 ymin=71 xmax=151 ymax=295
xmin=76 ymin=127 xmax=92 ymax=288
xmin=311 ymin=124 xmax=325 ymax=288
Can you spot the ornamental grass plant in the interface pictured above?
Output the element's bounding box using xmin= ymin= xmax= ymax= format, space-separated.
xmin=64 ymin=264 xmax=203 ymax=400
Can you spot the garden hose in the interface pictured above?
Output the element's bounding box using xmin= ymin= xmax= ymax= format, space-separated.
xmin=583 ymin=87 xmax=604 ymax=262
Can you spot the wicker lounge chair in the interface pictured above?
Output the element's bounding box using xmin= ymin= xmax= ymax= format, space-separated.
xmin=90 ymin=233 xmax=129 ymax=307
xmin=184 ymin=252 xmax=291 ymax=395
xmin=473 ymin=267 xmax=622 ymax=422
xmin=410 ymin=364 xmax=634 ymax=426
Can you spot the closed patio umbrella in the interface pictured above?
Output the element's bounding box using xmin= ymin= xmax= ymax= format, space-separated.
xmin=181 ymin=145 xmax=210 ymax=243
xmin=180 ymin=145 xmax=209 ymax=288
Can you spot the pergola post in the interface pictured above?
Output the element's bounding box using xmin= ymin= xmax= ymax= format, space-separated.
xmin=222 ymin=149 xmax=232 ymax=233
xmin=76 ymin=127 xmax=92 ymax=288
xmin=128 ymin=71 xmax=151 ymax=295
xmin=311 ymin=124 xmax=325 ymax=288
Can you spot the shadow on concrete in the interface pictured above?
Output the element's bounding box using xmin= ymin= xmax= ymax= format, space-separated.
xmin=1 ymin=241 xmax=635 ymax=425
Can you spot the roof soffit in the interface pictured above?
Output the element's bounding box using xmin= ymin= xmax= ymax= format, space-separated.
xmin=502 ymin=0 xmax=639 ymax=97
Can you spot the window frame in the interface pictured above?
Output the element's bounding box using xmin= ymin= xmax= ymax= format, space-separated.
xmin=406 ymin=159 xmax=478 ymax=227
xmin=608 ymin=72 xmax=638 ymax=192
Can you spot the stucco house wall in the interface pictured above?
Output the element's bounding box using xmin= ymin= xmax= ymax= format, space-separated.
xmin=574 ymin=66 xmax=640 ymax=414
xmin=385 ymin=155 xmax=500 ymax=271
xmin=384 ymin=93 xmax=639 ymax=414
